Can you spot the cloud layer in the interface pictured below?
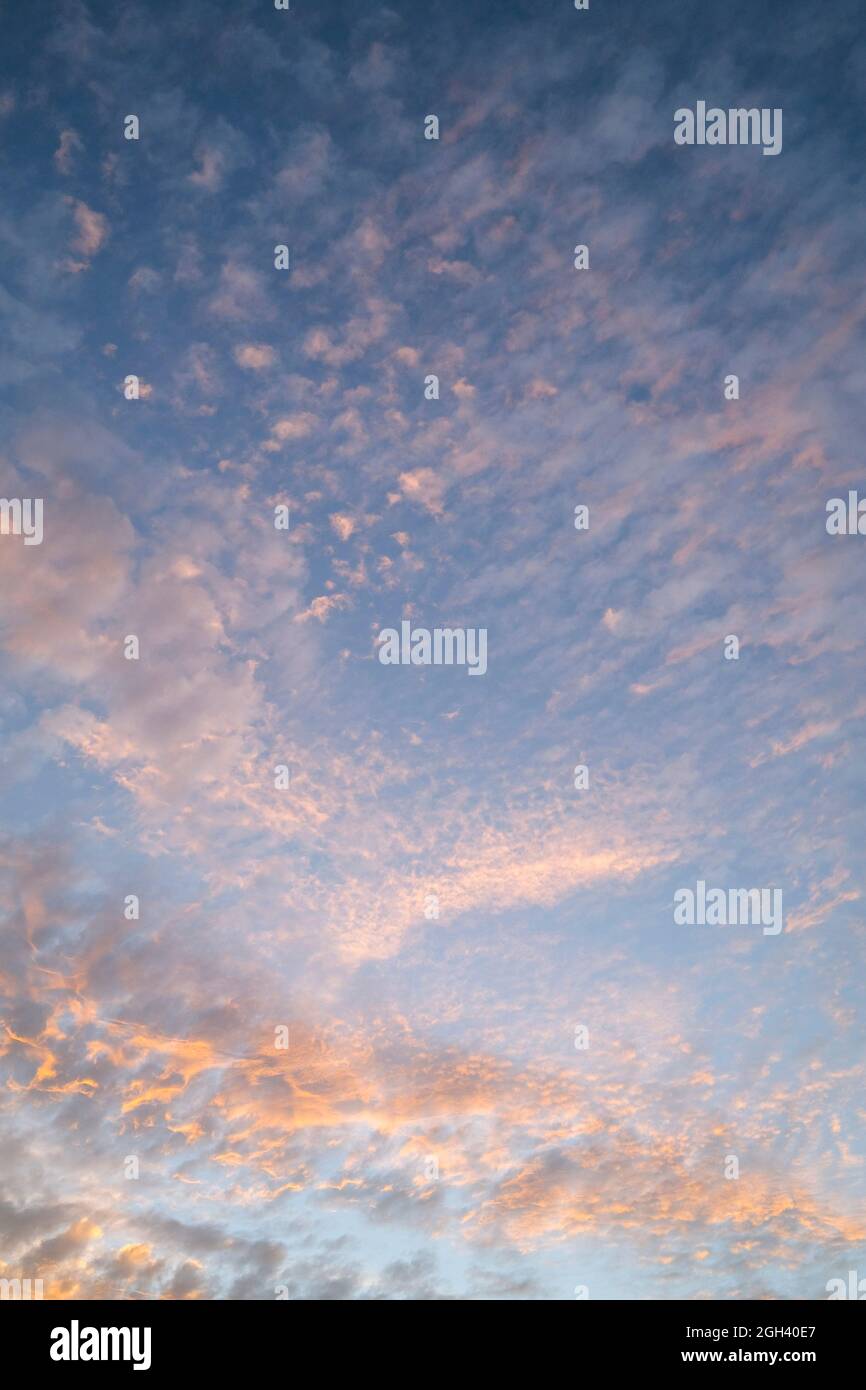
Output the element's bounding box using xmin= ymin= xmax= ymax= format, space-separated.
xmin=0 ymin=0 xmax=864 ymax=1300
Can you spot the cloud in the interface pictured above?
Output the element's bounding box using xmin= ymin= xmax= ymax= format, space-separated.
xmin=208 ymin=262 xmax=275 ymax=321
xmin=53 ymin=128 xmax=83 ymax=174
xmin=395 ymin=468 xmax=447 ymax=516
xmin=264 ymin=413 xmax=318 ymax=448
xmin=66 ymin=197 xmax=108 ymax=259
xmin=233 ymin=343 xmax=276 ymax=371
xmin=329 ymin=513 xmax=356 ymax=541
xmin=294 ymin=593 xmax=351 ymax=624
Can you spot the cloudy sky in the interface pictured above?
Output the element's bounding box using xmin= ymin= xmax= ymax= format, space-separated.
xmin=1 ymin=0 xmax=865 ymax=1300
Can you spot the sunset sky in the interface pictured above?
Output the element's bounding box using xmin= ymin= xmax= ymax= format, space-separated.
xmin=1 ymin=0 xmax=865 ymax=1299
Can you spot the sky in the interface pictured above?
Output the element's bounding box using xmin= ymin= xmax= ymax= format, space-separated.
xmin=0 ymin=0 xmax=865 ymax=1301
